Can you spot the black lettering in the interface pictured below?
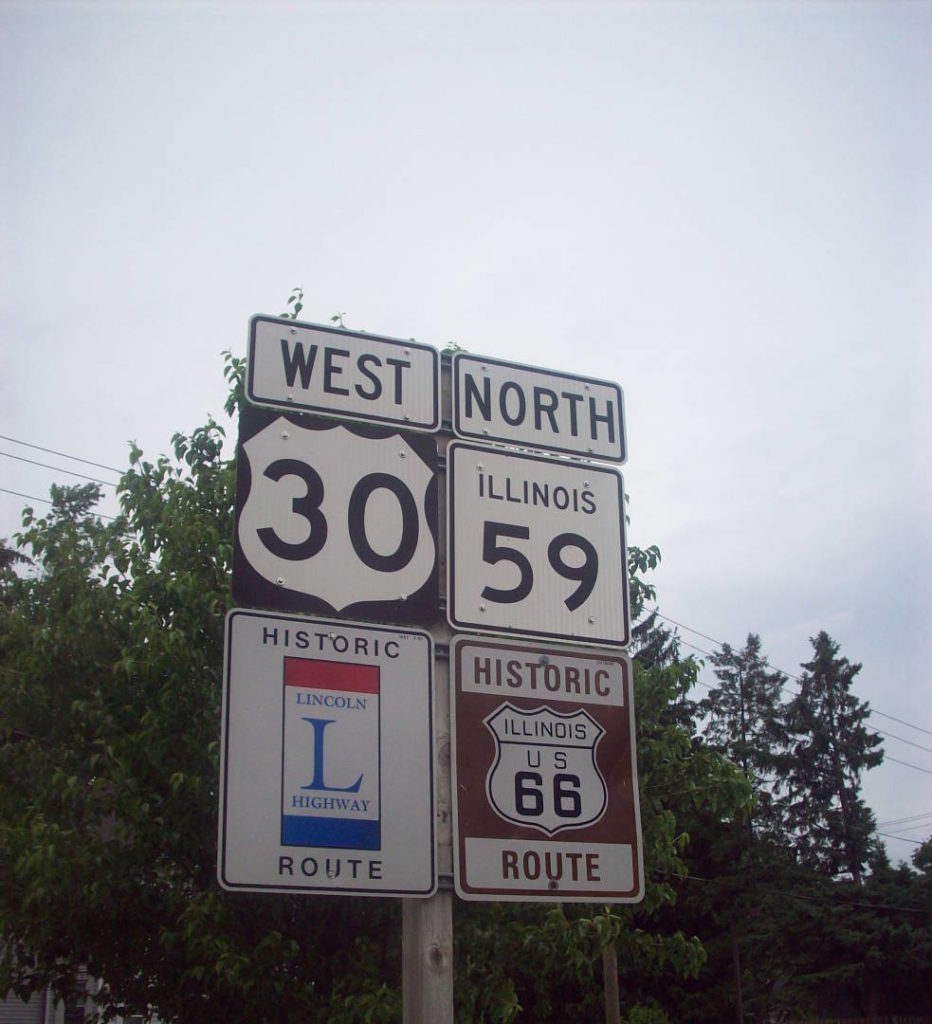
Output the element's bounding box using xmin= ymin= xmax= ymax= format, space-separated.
xmin=385 ymin=357 xmax=410 ymax=404
xmin=500 ymin=381 xmax=526 ymax=426
xmin=589 ymin=397 xmax=616 ymax=443
xmin=280 ymin=338 xmax=318 ymax=389
xmin=464 ymin=374 xmax=491 ymax=420
xmin=323 ymin=348 xmax=350 ymax=396
xmin=502 ymin=850 xmax=519 ymax=879
xmin=278 ymin=855 xmax=294 ymax=876
xmin=562 ymin=391 xmax=583 ymax=436
xmin=534 ymin=387 xmax=559 ymax=432
xmin=355 ymin=353 xmax=382 ymax=400
xmin=348 ymin=474 xmax=419 ymax=572
xmin=586 ymin=853 xmax=600 ymax=881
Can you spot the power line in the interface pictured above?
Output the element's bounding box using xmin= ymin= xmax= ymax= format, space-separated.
xmin=1 ymin=451 xmax=117 ymax=488
xmin=877 ymin=831 xmax=926 ymax=846
xmin=673 ymin=642 xmax=932 ymax=780
xmin=877 ymin=811 xmax=932 ymax=829
xmin=0 ymin=488 xmax=117 ymax=522
xmin=885 ymin=756 xmax=932 ymax=777
xmin=648 ymin=606 xmax=932 ymax=740
xmin=0 ymin=435 xmax=122 ymax=474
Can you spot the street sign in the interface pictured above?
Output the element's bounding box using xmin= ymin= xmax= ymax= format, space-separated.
xmin=450 ymin=636 xmax=642 ymax=902
xmin=446 ymin=442 xmax=630 ymax=647
xmin=247 ymin=315 xmax=441 ymax=432
xmin=452 ymin=352 xmax=626 ymax=462
xmin=233 ymin=404 xmax=439 ymax=626
xmin=218 ymin=609 xmax=436 ymax=897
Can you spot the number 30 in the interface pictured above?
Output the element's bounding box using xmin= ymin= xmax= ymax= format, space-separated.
xmin=257 ymin=458 xmax=419 ymax=572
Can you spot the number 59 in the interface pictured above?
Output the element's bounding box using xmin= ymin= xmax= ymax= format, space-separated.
xmin=481 ymin=521 xmax=598 ymax=611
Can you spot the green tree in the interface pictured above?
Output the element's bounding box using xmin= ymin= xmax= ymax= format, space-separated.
xmin=784 ymin=632 xmax=884 ymax=886
xmin=1 ymin=343 xmax=753 ymax=1023
xmin=703 ymin=633 xmax=789 ymax=842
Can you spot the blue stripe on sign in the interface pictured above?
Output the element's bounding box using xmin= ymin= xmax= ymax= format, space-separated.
xmin=281 ymin=815 xmax=381 ymax=850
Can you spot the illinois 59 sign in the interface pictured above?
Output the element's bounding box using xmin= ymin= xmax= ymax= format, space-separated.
xmin=447 ymin=442 xmax=630 ymax=647
xmin=233 ymin=405 xmax=439 ymax=625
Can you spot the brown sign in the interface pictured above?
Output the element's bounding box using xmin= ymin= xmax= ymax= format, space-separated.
xmin=451 ymin=636 xmax=643 ymax=902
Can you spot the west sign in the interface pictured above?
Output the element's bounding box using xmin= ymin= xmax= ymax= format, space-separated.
xmin=248 ymin=315 xmax=441 ymax=432
xmin=451 ymin=636 xmax=643 ymax=902
xmin=452 ymin=352 xmax=625 ymax=462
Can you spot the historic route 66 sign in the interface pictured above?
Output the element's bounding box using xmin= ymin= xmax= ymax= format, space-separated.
xmin=484 ymin=704 xmax=607 ymax=836
xmin=451 ymin=636 xmax=643 ymax=903
xmin=233 ymin=404 xmax=439 ymax=625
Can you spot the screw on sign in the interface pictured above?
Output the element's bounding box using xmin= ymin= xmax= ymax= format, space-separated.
xmin=232 ymin=404 xmax=440 ymax=626
xmin=451 ymin=637 xmax=643 ymax=902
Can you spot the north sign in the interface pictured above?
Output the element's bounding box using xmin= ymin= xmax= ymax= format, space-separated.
xmin=218 ymin=609 xmax=436 ymax=897
xmin=233 ymin=404 xmax=439 ymax=626
xmin=451 ymin=636 xmax=642 ymax=902
xmin=248 ymin=315 xmax=441 ymax=431
xmin=447 ymin=442 xmax=630 ymax=647
xmin=452 ymin=352 xmax=626 ymax=462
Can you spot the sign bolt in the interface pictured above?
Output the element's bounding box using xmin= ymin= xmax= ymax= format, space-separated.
xmin=290 ymin=327 xmax=297 ymax=334
xmin=399 ymin=450 xmax=407 ymax=459
xmin=588 ymin=615 xmax=595 ymax=624
xmin=479 ymin=603 xmax=487 ymax=612
xmin=281 ymin=431 xmax=289 ymax=440
xmin=276 ymin=576 xmax=284 ymax=585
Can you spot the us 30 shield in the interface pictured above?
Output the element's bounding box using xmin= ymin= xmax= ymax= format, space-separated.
xmin=484 ymin=703 xmax=607 ymax=836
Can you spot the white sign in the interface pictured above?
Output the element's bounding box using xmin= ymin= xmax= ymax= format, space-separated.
xmin=233 ymin=406 xmax=439 ymax=625
xmin=248 ymin=315 xmax=441 ymax=431
xmin=218 ymin=610 xmax=436 ymax=896
xmin=451 ymin=636 xmax=643 ymax=902
xmin=452 ymin=353 xmax=625 ymax=462
xmin=447 ymin=442 xmax=630 ymax=647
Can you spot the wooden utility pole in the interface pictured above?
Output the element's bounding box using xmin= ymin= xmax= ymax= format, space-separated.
xmin=402 ymin=364 xmax=455 ymax=1023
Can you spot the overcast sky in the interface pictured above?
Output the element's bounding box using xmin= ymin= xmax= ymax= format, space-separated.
xmin=2 ymin=1 xmax=930 ymax=861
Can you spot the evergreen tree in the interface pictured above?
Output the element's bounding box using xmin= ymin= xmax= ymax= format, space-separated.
xmin=784 ymin=632 xmax=884 ymax=885
xmin=703 ymin=633 xmax=789 ymax=841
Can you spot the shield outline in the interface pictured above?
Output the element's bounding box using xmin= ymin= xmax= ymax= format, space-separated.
xmin=483 ymin=702 xmax=608 ymax=837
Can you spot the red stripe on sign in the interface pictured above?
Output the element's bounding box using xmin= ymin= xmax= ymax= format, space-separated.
xmin=284 ymin=657 xmax=379 ymax=694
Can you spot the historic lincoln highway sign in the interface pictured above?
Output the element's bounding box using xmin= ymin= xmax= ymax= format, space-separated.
xmin=450 ymin=636 xmax=642 ymax=902
xmin=218 ymin=610 xmax=436 ymax=897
